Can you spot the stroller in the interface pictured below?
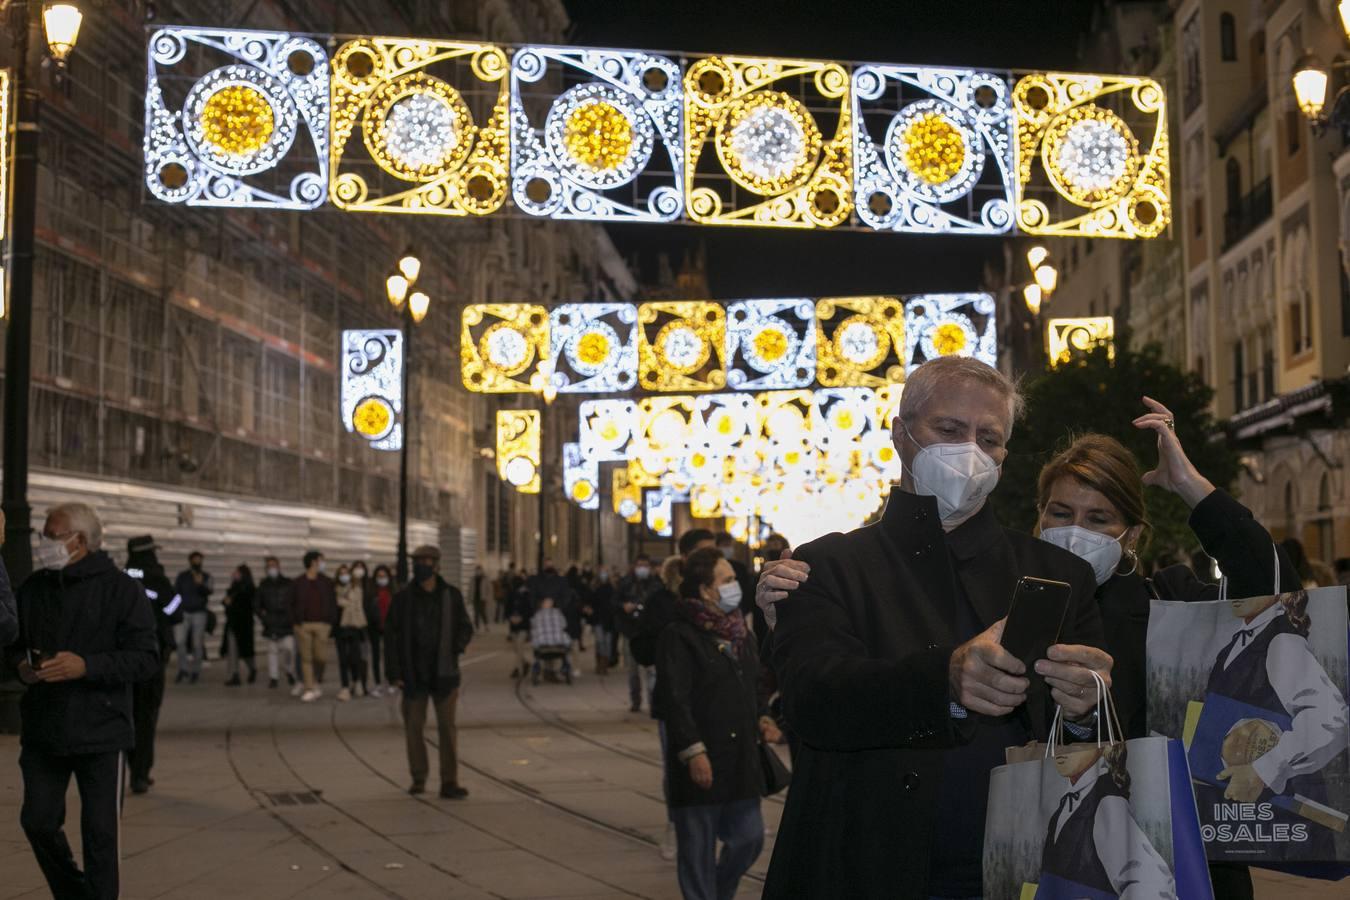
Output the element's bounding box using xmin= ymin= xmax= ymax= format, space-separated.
xmin=530 ymin=604 xmax=573 ymax=685
xmin=531 ymin=645 xmax=573 ymax=685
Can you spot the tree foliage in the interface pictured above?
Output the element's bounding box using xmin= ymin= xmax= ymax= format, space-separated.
xmin=990 ymin=343 xmax=1240 ymax=568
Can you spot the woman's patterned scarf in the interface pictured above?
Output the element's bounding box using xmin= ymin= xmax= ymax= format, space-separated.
xmin=676 ymin=595 xmax=748 ymax=656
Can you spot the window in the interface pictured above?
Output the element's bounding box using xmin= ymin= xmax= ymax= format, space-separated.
xmin=1220 ymin=13 xmax=1237 ymax=62
xmin=1232 ymin=341 xmax=1245 ymax=410
xmin=1193 ymin=197 xmax=1204 ymax=236
xmin=1285 ymin=109 xmax=1301 ymax=156
xmin=1225 ymin=157 xmax=1242 ymax=211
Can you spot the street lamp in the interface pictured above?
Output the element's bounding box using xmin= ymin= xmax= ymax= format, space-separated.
xmin=385 ymin=251 xmax=427 ymax=585
xmin=3 ymin=0 xmax=83 ymax=583
xmin=1033 ymin=263 xmax=1059 ymax=294
xmin=1291 ymin=52 xmax=1350 ymax=133
xmin=1023 ymin=283 xmax=1044 ymax=316
xmin=1340 ymin=0 xmax=1350 ymax=41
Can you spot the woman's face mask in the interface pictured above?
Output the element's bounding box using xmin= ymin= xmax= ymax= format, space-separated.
xmin=715 ymin=581 xmax=742 ymax=614
xmin=1040 ymin=525 xmax=1127 ymax=586
xmin=375 ymin=575 xmax=390 ymax=588
xmin=337 ymin=573 xmax=351 ymax=585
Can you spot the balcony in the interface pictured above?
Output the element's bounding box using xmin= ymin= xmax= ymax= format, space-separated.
xmin=1223 ymin=178 xmax=1272 ymax=251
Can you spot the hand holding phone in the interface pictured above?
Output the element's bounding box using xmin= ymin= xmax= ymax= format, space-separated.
xmin=1000 ymin=576 xmax=1072 ymax=676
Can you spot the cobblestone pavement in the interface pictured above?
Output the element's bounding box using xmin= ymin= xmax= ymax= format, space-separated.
xmin=0 ymin=638 xmax=1345 ymax=898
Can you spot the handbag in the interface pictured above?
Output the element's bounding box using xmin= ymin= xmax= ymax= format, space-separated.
xmin=759 ymin=740 xmax=791 ymax=796
xmin=984 ymin=672 xmax=1214 ymax=900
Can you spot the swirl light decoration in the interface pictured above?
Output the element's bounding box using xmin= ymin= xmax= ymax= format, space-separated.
xmin=511 ymin=47 xmax=683 ymax=222
xmin=461 ymin=304 xmax=550 ymax=393
xmin=903 ymin=293 xmax=996 ymax=374
xmin=562 ymin=443 xmax=599 ymax=510
xmin=340 ymin=329 xmax=404 ymax=451
xmin=548 ymin=303 xmax=638 ymax=394
xmin=329 ymin=37 xmax=510 ymax=216
xmin=853 ymin=65 xmax=1013 ymax=234
xmin=144 ymin=27 xmax=329 ymax=208
xmin=684 ymin=56 xmax=853 ymax=229
xmin=1012 ymin=73 xmax=1169 ymax=239
xmin=1046 ymin=316 xmax=1114 ymax=368
xmin=637 ymin=301 xmax=727 ymax=392
xmin=578 ymin=399 xmax=639 ymax=462
xmin=815 ymin=296 xmax=906 ymax=388
xmin=725 ymin=299 xmax=817 ymax=390
xmin=497 ymin=410 xmax=541 ymax=494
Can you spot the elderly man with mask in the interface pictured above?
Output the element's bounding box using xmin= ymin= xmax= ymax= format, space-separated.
xmin=8 ymin=502 xmax=158 ymax=900
xmin=759 ymin=357 xmax=1112 ymax=900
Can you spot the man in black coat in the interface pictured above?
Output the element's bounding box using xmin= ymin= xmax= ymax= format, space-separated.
xmin=8 ymin=503 xmax=159 ymax=900
xmin=124 ymin=534 xmax=179 ymax=794
xmin=385 ymin=545 xmax=473 ymax=799
xmin=762 ymin=358 xmax=1111 ymax=900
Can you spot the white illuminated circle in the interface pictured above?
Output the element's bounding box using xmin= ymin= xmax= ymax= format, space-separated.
xmin=729 ymin=105 xmax=806 ymax=183
xmin=504 ymin=455 xmax=537 ymax=487
xmin=484 ymin=325 xmax=531 ymax=374
xmin=742 ymin=318 xmax=800 ymax=374
xmin=1055 ymin=119 xmax=1128 ymax=194
xmin=544 ymin=82 xmax=654 ymax=190
xmin=836 ymin=319 xmax=884 ymax=367
xmin=382 ymin=93 xmax=462 ymax=172
xmin=659 ymin=324 xmax=708 ymax=372
xmin=565 ymin=321 xmax=620 ymax=377
xmin=183 ymin=65 xmax=298 ymax=176
xmin=618 ymin=498 xmax=640 ymax=518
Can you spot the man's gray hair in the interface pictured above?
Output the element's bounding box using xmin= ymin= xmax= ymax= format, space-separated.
xmin=47 ymin=502 xmax=104 ymax=551
xmin=897 ymin=356 xmax=1024 ymax=433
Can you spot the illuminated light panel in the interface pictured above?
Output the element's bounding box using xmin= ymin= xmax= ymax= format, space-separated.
xmin=579 ymin=399 xmax=638 ymax=462
xmin=613 ymin=468 xmax=642 ymax=523
xmin=853 ymin=65 xmax=1012 ymax=234
xmin=645 ymin=489 xmax=674 ymax=537
xmin=330 ymin=37 xmax=509 ymax=216
xmin=145 ymin=27 xmax=329 ymax=208
xmin=1046 ymin=316 xmax=1114 ymax=368
xmin=685 ymin=55 xmax=853 ymax=229
xmin=563 ymin=443 xmax=599 ymax=510
xmin=637 ymin=301 xmax=726 ymax=392
xmin=1013 ymin=72 xmax=1169 ymax=239
xmin=340 ymin=329 xmax=403 ymax=451
xmin=497 ymin=410 xmax=541 ymax=493
xmin=726 ymin=299 xmax=816 ymax=391
xmin=511 ymin=47 xmax=682 ymax=222
xmin=903 ymin=293 xmax=996 ymax=374
xmin=549 ymin=303 xmax=638 ymax=394
xmin=461 ymin=304 xmax=549 ymax=393
xmin=815 ymin=297 xmax=906 ymax=388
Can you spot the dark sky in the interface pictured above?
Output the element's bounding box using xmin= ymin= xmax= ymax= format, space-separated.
xmin=562 ymin=0 xmax=1100 ymax=298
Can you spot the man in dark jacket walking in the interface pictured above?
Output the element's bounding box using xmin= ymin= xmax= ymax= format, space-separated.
xmin=255 ymin=556 xmax=295 ymax=692
xmin=124 ymin=534 xmax=178 ymax=795
xmin=289 ymin=550 xmax=336 ymax=702
xmin=172 ymin=550 xmax=212 ymax=683
xmin=385 ymin=545 xmax=473 ymax=799
xmin=8 ymin=502 xmax=158 ymax=900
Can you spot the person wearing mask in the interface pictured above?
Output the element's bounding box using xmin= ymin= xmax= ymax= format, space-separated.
xmin=172 ymin=550 xmax=212 ymax=684
xmin=657 ymin=546 xmax=779 ymax=900
xmin=223 ymin=564 xmax=257 ymax=686
xmin=124 ymin=534 xmax=179 ymax=795
xmin=384 ymin=546 xmax=473 ymax=798
xmin=334 ymin=564 xmax=368 ymax=701
xmin=588 ymin=567 xmax=617 ymax=675
xmin=616 ymin=554 xmax=662 ymax=712
xmin=256 ymin=556 xmax=295 ymax=692
xmin=361 ymin=562 xmax=390 ymax=696
xmin=288 ymin=550 xmax=336 ymax=702
xmin=8 ymin=503 xmax=158 ymax=900
xmin=471 ymin=565 xmax=489 ymax=632
xmin=758 ymin=398 xmax=1295 ymax=899
xmin=754 ymin=356 xmax=1108 ymax=899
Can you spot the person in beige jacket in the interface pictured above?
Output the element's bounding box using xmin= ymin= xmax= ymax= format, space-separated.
xmin=334 ymin=564 xmax=368 ymax=701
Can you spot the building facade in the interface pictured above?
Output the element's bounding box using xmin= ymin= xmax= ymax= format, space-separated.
xmin=0 ymin=0 xmax=637 ymax=588
xmin=1025 ymin=0 xmax=1349 ymax=570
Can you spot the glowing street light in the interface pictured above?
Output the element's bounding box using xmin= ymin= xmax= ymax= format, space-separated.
xmin=1292 ymin=54 xmax=1331 ymax=120
xmin=1023 ymin=283 xmax=1043 ymax=316
xmin=1026 ymin=246 xmax=1049 ymax=269
xmin=385 ymin=273 xmax=408 ymax=308
xmin=1034 ymin=264 xmax=1059 ymax=294
xmin=397 ymin=252 xmax=421 ymax=283
xmin=42 ymin=3 xmax=83 ymax=66
xmin=408 ymin=291 xmax=430 ymax=324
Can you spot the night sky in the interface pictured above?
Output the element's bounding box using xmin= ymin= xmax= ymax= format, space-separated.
xmin=562 ymin=0 xmax=1099 ymax=298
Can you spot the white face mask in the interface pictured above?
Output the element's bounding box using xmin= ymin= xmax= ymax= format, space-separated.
xmin=903 ymin=425 xmax=1001 ymax=531
xmin=316 ymin=560 xmax=326 ymax=574
xmin=352 ymin=568 xmax=366 ymax=580
xmin=265 ymin=566 xmax=280 ymax=579
xmin=715 ymin=581 xmax=742 ymax=613
xmin=338 ymin=574 xmax=351 ymax=585
xmin=375 ymin=576 xmax=390 ymax=587
xmin=1040 ymin=525 xmax=1127 ymax=586
xmin=634 ymin=566 xmax=651 ymax=579
xmin=35 ymin=535 xmax=74 ymax=571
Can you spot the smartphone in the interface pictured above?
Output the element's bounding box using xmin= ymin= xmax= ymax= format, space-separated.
xmin=26 ymin=648 xmax=43 ymax=669
xmin=1000 ymin=576 xmax=1072 ymax=673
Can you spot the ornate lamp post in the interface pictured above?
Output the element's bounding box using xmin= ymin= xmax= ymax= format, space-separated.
xmin=385 ymin=250 xmax=428 ymax=584
xmin=2 ymin=1 xmax=84 ymax=583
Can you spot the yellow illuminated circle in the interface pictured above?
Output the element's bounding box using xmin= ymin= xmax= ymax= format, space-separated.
xmin=833 ymin=315 xmax=889 ymax=370
xmin=716 ymin=91 xmax=822 ymax=195
xmin=884 ymin=99 xmax=983 ymax=204
xmin=932 ymin=322 xmax=968 ymax=355
xmin=564 ymin=101 xmax=633 ymax=171
xmin=571 ymin=480 xmax=595 ymax=502
xmin=352 ymin=396 xmax=394 ymax=439
xmin=199 ymin=85 xmax=275 ymax=158
xmin=363 ymin=73 xmax=475 ymax=183
xmin=480 ymin=322 xmax=535 ymax=376
xmin=920 ymin=313 xmax=978 ymax=361
xmin=565 ymin=321 xmax=620 ymax=378
xmin=577 ymin=331 xmax=610 ymax=363
xmin=1042 ymin=105 xmax=1140 ymax=205
xmin=655 ymin=322 xmax=710 ymax=374
xmin=902 ymin=113 xmax=965 ymax=186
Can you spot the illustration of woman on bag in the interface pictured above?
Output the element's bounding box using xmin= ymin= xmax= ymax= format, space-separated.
xmin=1037 ymin=743 xmax=1177 ymax=899
xmin=1189 ymin=589 xmax=1349 ymax=859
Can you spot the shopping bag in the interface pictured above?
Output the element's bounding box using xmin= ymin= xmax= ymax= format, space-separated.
xmin=1147 ymin=575 xmax=1350 ymax=864
xmin=984 ymin=673 xmax=1214 ymax=900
